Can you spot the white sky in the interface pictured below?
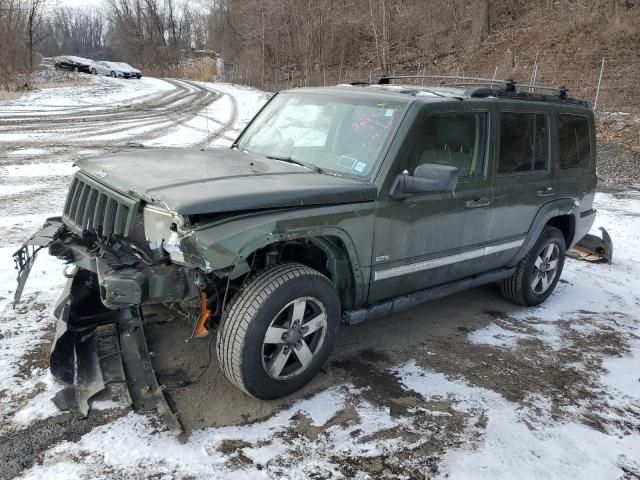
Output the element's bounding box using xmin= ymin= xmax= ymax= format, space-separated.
xmin=50 ymin=0 xmax=106 ymax=8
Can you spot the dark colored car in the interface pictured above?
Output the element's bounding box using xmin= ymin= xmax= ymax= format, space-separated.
xmin=14 ymin=77 xmax=598 ymax=434
xmin=53 ymin=56 xmax=93 ymax=73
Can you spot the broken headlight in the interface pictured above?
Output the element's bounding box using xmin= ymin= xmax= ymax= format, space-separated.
xmin=142 ymin=205 xmax=186 ymax=263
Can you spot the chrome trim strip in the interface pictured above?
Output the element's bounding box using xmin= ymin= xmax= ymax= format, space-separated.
xmin=373 ymin=238 xmax=525 ymax=281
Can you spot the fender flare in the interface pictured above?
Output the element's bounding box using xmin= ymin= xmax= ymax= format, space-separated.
xmin=184 ymin=223 xmax=370 ymax=307
xmin=508 ymin=197 xmax=578 ymax=267
xmin=236 ymin=226 xmax=368 ymax=308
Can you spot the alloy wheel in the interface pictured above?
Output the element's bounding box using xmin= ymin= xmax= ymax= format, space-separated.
xmin=261 ymin=296 xmax=327 ymax=380
xmin=531 ymin=243 xmax=560 ymax=294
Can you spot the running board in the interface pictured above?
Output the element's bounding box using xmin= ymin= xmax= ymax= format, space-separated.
xmin=343 ymin=267 xmax=515 ymax=326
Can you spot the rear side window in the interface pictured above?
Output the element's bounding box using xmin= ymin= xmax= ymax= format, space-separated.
xmin=559 ymin=114 xmax=591 ymax=168
xmin=498 ymin=112 xmax=549 ymax=174
xmin=408 ymin=111 xmax=487 ymax=178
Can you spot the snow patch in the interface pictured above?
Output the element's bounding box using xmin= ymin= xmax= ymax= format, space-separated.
xmin=2 ymin=163 xmax=76 ymax=178
xmin=6 ymin=148 xmax=49 ymax=156
xmin=394 ymin=361 xmax=640 ymax=480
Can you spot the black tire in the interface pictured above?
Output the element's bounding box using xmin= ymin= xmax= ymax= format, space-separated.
xmin=110 ymin=71 xmax=116 ymax=77
xmin=91 ymin=68 xmax=97 ymax=75
xmin=500 ymin=226 xmax=566 ymax=306
xmin=73 ymin=66 xmax=79 ymax=73
xmin=217 ymin=263 xmax=340 ymax=399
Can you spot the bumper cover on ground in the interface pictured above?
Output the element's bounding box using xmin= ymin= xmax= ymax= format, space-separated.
xmin=50 ymin=282 xmax=184 ymax=437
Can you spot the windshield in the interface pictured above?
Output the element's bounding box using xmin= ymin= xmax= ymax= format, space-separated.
xmin=237 ymin=92 xmax=407 ymax=177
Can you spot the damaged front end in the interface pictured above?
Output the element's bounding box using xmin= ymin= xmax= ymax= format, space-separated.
xmin=12 ymin=172 xmax=209 ymax=437
xmin=49 ymin=271 xmax=183 ymax=435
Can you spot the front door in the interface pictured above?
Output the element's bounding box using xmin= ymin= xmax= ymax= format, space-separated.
xmin=369 ymin=104 xmax=494 ymax=303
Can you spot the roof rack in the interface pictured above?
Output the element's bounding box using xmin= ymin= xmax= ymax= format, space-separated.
xmin=378 ymin=74 xmax=515 ymax=89
xmin=376 ymin=75 xmax=588 ymax=107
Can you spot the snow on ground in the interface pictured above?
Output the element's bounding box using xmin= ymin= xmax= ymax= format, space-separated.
xmin=0 ymin=75 xmax=639 ymax=479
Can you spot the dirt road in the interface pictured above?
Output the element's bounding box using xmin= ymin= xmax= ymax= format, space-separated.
xmin=0 ymin=77 xmax=238 ymax=150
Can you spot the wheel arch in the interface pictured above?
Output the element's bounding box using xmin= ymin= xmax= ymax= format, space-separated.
xmin=546 ymin=214 xmax=575 ymax=249
xmin=508 ymin=198 xmax=578 ymax=267
xmin=241 ymin=233 xmax=364 ymax=309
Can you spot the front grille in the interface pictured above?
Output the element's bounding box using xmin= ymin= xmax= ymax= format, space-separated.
xmin=63 ymin=172 xmax=142 ymax=239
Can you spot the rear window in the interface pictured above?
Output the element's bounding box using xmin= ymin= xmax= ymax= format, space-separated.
xmin=498 ymin=112 xmax=549 ymax=174
xmin=559 ymin=114 xmax=591 ymax=168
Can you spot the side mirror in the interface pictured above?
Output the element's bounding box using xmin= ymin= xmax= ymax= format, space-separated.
xmin=389 ymin=163 xmax=459 ymax=199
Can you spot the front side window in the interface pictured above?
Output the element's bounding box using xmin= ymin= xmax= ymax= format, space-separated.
xmin=407 ymin=111 xmax=487 ymax=178
xmin=498 ymin=112 xmax=549 ymax=174
xmin=237 ymin=92 xmax=407 ymax=177
xmin=559 ymin=114 xmax=591 ymax=168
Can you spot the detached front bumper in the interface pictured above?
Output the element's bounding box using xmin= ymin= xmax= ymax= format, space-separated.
xmin=13 ymin=218 xmax=191 ymax=436
xmin=50 ymin=278 xmax=183 ymax=435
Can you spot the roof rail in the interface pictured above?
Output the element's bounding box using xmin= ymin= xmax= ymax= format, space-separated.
xmin=376 ymin=75 xmax=584 ymax=106
xmin=377 ymin=74 xmax=514 ymax=88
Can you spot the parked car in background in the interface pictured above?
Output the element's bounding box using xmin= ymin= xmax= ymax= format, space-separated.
xmin=89 ymin=61 xmax=141 ymax=79
xmin=115 ymin=62 xmax=142 ymax=79
xmin=53 ymin=56 xmax=93 ymax=73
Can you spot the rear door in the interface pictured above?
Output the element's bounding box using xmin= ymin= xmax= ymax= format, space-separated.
xmin=369 ymin=102 xmax=494 ymax=302
xmin=486 ymin=104 xmax=555 ymax=265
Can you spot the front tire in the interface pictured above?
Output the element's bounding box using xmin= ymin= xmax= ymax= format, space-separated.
xmin=110 ymin=71 xmax=116 ymax=77
xmin=91 ymin=68 xmax=97 ymax=75
xmin=217 ymin=263 xmax=340 ymax=399
xmin=500 ymin=226 xmax=566 ymax=306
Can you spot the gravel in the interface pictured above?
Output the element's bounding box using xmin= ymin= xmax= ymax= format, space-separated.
xmin=597 ymin=142 xmax=640 ymax=186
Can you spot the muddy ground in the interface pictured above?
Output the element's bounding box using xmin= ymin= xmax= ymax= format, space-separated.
xmin=2 ymin=282 xmax=637 ymax=479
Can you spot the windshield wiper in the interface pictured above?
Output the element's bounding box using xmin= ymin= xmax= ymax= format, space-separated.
xmin=265 ymin=155 xmax=328 ymax=175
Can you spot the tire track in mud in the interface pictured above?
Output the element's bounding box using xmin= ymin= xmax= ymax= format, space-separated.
xmin=0 ymin=78 xmax=230 ymax=150
xmin=182 ymin=81 xmax=240 ymax=148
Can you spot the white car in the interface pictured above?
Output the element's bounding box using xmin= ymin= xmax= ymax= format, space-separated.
xmin=89 ymin=61 xmax=142 ymax=79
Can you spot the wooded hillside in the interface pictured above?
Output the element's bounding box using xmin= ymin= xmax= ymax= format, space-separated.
xmin=1 ymin=0 xmax=639 ymax=115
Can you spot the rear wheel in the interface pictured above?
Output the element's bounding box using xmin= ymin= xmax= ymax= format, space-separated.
xmin=500 ymin=226 xmax=566 ymax=306
xmin=110 ymin=71 xmax=116 ymax=77
xmin=91 ymin=68 xmax=97 ymax=75
xmin=217 ymin=263 xmax=340 ymax=399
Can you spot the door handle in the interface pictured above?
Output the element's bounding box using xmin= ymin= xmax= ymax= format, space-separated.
xmin=465 ymin=198 xmax=491 ymax=209
xmin=537 ymin=187 xmax=555 ymax=197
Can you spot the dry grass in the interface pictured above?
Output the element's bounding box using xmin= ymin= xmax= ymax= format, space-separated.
xmin=0 ymin=90 xmax=21 ymax=101
xmin=0 ymin=78 xmax=92 ymax=103
xmin=35 ymin=80 xmax=92 ymax=89
xmin=144 ymin=58 xmax=217 ymax=82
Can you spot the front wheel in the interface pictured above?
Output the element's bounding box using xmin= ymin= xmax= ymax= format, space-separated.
xmin=110 ymin=71 xmax=116 ymax=77
xmin=217 ymin=263 xmax=340 ymax=399
xmin=91 ymin=68 xmax=97 ymax=75
xmin=500 ymin=226 xmax=566 ymax=306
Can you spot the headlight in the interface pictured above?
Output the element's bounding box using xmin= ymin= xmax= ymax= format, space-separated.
xmin=143 ymin=205 xmax=185 ymax=263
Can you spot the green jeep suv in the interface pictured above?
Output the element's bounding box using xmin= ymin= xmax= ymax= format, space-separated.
xmin=14 ymin=77 xmax=597 ymax=432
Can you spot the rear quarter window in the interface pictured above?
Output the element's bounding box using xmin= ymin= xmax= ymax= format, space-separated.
xmin=558 ymin=114 xmax=591 ymax=169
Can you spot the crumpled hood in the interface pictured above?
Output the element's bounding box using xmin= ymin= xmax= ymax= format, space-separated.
xmin=75 ymin=148 xmax=378 ymax=215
